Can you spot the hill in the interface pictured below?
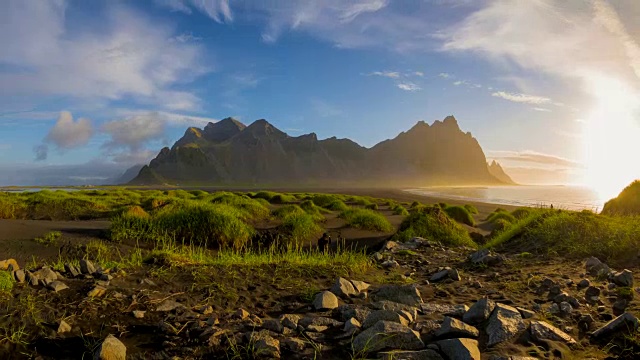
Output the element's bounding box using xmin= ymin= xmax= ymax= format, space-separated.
xmin=129 ymin=116 xmax=515 ymax=187
xmin=487 ymin=160 xmax=516 ymax=185
xmin=602 ymin=180 xmax=640 ymax=215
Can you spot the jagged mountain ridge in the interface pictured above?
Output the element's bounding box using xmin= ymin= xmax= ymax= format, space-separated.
xmin=488 ymin=160 xmax=516 ymax=185
xmin=131 ymin=116 xmax=514 ymax=186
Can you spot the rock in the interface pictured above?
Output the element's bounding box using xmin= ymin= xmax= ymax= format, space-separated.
xmin=373 ymin=284 xmax=423 ymax=306
xmin=374 ymin=301 xmax=419 ymax=319
xmin=423 ymin=303 xmax=469 ymax=318
xmin=436 ymin=338 xmax=481 ymax=360
xmin=372 ymin=252 xmax=384 ymax=261
xmin=384 ymin=240 xmax=400 ymax=251
xmin=298 ymin=316 xmax=343 ymax=329
xmin=253 ymin=332 xmax=280 ymax=359
xmin=352 ymin=320 xmax=424 ymax=353
xmin=380 ymin=349 xmax=445 ymax=360
xmin=344 ymin=318 xmax=361 ymax=333
xmin=350 ymin=280 xmax=370 ymax=293
xmin=486 ymin=303 xmax=526 ymax=346
xmin=530 ymin=321 xmax=577 ymax=345
xmin=156 ymin=300 xmax=183 ymax=312
xmin=463 ymin=298 xmax=495 ymax=325
xmin=382 ymin=260 xmax=400 ymax=268
xmin=282 ymin=337 xmax=305 ymax=352
xmin=330 ymin=277 xmax=358 ymax=298
xmin=430 ymin=269 xmax=451 ymax=282
xmin=58 ymin=320 xmax=71 ymax=334
xmin=548 ymin=303 xmax=560 ymax=315
xmin=585 ymin=286 xmax=601 ymax=298
xmin=196 ymin=305 xmax=213 ymax=315
xmin=448 ymin=268 xmax=461 ymax=281
xmin=0 ymin=259 xmax=19 ymax=270
xmin=362 ymin=310 xmax=410 ymax=329
xmin=64 ymin=263 xmax=80 ymax=278
xmin=613 ymin=298 xmax=628 ymax=316
xmin=559 ymin=301 xmax=573 ymax=316
xmin=234 ymin=308 xmax=250 ymax=319
xmin=87 ymin=286 xmax=107 ymax=298
xmin=338 ymin=305 xmax=371 ymax=323
xmin=312 ymin=291 xmax=339 ymax=310
xmin=516 ymin=307 xmax=535 ymax=319
xmin=577 ymin=279 xmax=590 ymax=289
xmin=434 ymin=316 xmax=479 ymax=339
xmin=263 ymin=319 xmax=284 ymax=333
xmin=13 ymin=269 xmax=25 ymax=283
xmin=585 ymin=257 xmax=610 ymax=276
xmin=32 ymin=267 xmax=57 ymax=284
xmin=25 ymin=271 xmax=38 ymax=286
xmin=613 ymin=269 xmax=634 ymax=287
xmin=80 ymin=259 xmax=96 ymax=275
xmin=306 ymin=324 xmax=328 ymax=333
xmin=48 ymin=281 xmax=69 ymax=292
xmin=469 ymin=249 xmax=503 ymax=266
xmin=279 ymin=314 xmax=301 ymax=329
xmin=93 ymin=334 xmax=126 ymax=360
xmin=132 ymin=310 xmax=145 ymax=319
xmin=99 ymin=274 xmax=113 ymax=281
xmin=591 ymin=313 xmax=639 ymax=339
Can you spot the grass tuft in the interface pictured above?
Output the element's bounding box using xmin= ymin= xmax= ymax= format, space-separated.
xmin=339 ymin=209 xmax=394 ymax=232
xmin=394 ymin=206 xmax=476 ymax=247
xmin=443 ymin=205 xmax=475 ymax=226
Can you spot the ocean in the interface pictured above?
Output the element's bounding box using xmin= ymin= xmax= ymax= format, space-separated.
xmin=405 ymin=185 xmax=606 ymax=212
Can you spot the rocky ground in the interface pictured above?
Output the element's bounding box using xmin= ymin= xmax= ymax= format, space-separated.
xmin=1 ymin=237 xmax=640 ymax=359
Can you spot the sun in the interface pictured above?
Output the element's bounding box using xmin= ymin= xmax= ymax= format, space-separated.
xmin=583 ymin=74 xmax=640 ymax=203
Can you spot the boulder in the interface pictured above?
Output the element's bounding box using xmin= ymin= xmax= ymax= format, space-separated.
xmin=373 ymin=284 xmax=423 ymax=306
xmin=486 ymin=303 xmax=526 ymax=346
xmin=93 ymin=334 xmax=126 ymax=360
xmin=585 ymin=257 xmax=610 ymax=276
xmin=434 ymin=316 xmax=479 ymax=339
xmin=374 ymin=301 xmax=419 ymax=320
xmin=48 ymin=281 xmax=69 ymax=292
xmin=279 ymin=314 xmax=301 ymax=329
xmin=13 ymin=269 xmax=25 ymax=283
xmin=380 ymin=349 xmax=445 ymax=360
xmin=423 ymin=303 xmax=469 ymax=318
xmin=338 ymin=305 xmax=372 ymax=323
xmin=350 ymin=280 xmax=370 ymax=293
xmin=353 ymin=320 xmax=424 ymax=353
xmin=530 ymin=321 xmax=577 ymax=345
xmin=463 ymin=298 xmax=495 ymax=325
xmin=330 ymin=277 xmax=358 ymax=298
xmin=0 ymin=259 xmax=19 ymax=271
xmin=253 ymin=332 xmax=280 ymax=359
xmin=612 ymin=269 xmax=634 ymax=287
xmin=80 ymin=259 xmax=96 ymax=275
xmin=344 ymin=318 xmax=361 ymax=333
xmin=591 ymin=312 xmax=639 ymax=339
xmin=362 ymin=310 xmax=410 ymax=329
xmin=469 ymin=249 xmax=503 ymax=266
xmin=436 ymin=338 xmax=481 ymax=360
xmin=312 ymin=291 xmax=339 ymax=310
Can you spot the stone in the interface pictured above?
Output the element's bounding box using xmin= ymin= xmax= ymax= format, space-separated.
xmin=548 ymin=303 xmax=560 ymax=315
xmin=279 ymin=314 xmax=301 ymax=329
xmin=591 ymin=313 xmax=639 ymax=339
xmin=330 ymin=277 xmax=358 ymax=298
xmin=80 ymin=259 xmax=96 ymax=275
xmin=448 ymin=268 xmax=461 ymax=281
xmin=32 ymin=267 xmax=57 ymax=283
xmin=87 ymin=286 xmax=107 ymax=298
xmin=374 ymin=301 xmax=419 ymax=320
xmin=312 ymin=291 xmax=339 ymax=310
xmin=253 ymin=332 xmax=280 ymax=359
xmin=338 ymin=305 xmax=372 ymax=323
xmin=585 ymin=257 xmax=609 ymax=276
xmin=282 ymin=338 xmax=305 ymax=352
xmin=469 ymin=249 xmax=503 ymax=266
xmin=344 ymin=318 xmax=361 ymax=333
xmin=48 ymin=281 xmax=69 ymax=292
xmin=577 ymin=279 xmax=590 ymax=289
xmin=516 ymin=307 xmax=535 ymax=319
xmin=559 ymin=301 xmax=573 ymax=315
xmin=64 ymin=263 xmax=80 ymax=278
xmin=430 ymin=269 xmax=451 ymax=282
xmin=384 ymin=240 xmax=399 ymax=251
xmin=434 ymin=316 xmax=479 ymax=339
xmin=0 ymin=259 xmax=19 ymax=271
xmin=13 ymin=269 xmax=25 ymax=283
xmin=382 ymin=260 xmax=400 ymax=268
xmin=263 ymin=319 xmax=284 ymax=333
xmin=380 ymin=349 xmax=445 ymax=360
xmin=58 ymin=320 xmax=71 ymax=334
xmin=362 ymin=310 xmax=410 ymax=329
xmin=463 ymin=298 xmax=495 ymax=325
xmin=350 ymin=280 xmax=370 ymax=293
xmin=373 ymin=284 xmax=423 ymax=306
xmin=352 ymin=320 xmax=424 ymax=353
xmin=585 ymin=286 xmax=601 ymax=298
xmin=132 ymin=310 xmax=145 ymax=319
xmin=530 ymin=321 xmax=577 ymax=345
xmin=613 ymin=298 xmax=628 ymax=316
xmin=99 ymin=274 xmax=113 ymax=281
xmin=423 ymin=303 xmax=469 ymax=318
xmin=298 ymin=316 xmax=343 ymax=329
xmin=372 ymin=252 xmax=384 ymax=261
xmin=436 ymin=338 xmax=481 ymax=360
xmin=486 ymin=303 xmax=526 ymax=346
xmin=234 ymin=308 xmax=250 ymax=320
xmin=613 ymin=269 xmax=634 ymax=287
xmin=93 ymin=334 xmax=126 ymax=360
xmin=306 ymin=325 xmax=328 ymax=333
xmin=156 ymin=300 xmax=183 ymax=312
xmin=26 ymin=271 xmax=38 ymax=286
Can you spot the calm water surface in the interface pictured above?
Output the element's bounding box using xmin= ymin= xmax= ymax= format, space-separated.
xmin=406 ymin=185 xmax=605 ymax=211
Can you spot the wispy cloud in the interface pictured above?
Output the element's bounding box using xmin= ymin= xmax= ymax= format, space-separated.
xmin=533 ymin=107 xmax=552 ymax=112
xmin=413 ymin=71 xmax=424 ymax=77
xmin=487 ymin=150 xmax=583 ymax=168
xmin=368 ymin=71 xmax=401 ymax=79
xmin=438 ymin=73 xmax=452 ymax=78
xmin=397 ymin=82 xmax=421 ymax=92
xmin=491 ymin=91 xmax=551 ymax=105
xmin=155 ymin=0 xmax=232 ymax=23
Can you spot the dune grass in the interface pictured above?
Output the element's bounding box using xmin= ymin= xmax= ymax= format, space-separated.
xmin=464 ymin=204 xmax=479 ymax=215
xmin=602 ymin=180 xmax=640 ymax=215
xmin=443 ymin=205 xmax=475 ymax=226
xmin=277 ymin=211 xmax=324 ymax=245
xmin=486 ymin=209 xmax=517 ymax=224
xmin=483 ymin=209 xmax=548 ymax=249
xmin=394 ymin=206 xmax=476 ymax=247
xmin=324 ymin=200 xmax=350 ymax=212
xmin=391 ymin=204 xmax=409 ymax=216
xmin=0 ymin=271 xmax=14 ymax=294
xmin=338 ymin=208 xmax=394 ymax=232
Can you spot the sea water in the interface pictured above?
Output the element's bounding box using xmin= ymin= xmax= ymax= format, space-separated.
xmin=406 ymin=185 xmax=605 ymax=212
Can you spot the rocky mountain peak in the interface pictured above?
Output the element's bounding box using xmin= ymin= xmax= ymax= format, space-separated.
xmin=203 ymin=117 xmax=247 ymax=143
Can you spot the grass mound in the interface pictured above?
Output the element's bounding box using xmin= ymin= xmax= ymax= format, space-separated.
xmin=602 ymin=181 xmax=640 ymax=215
xmin=307 ymin=194 xmax=345 ymax=208
xmin=487 ymin=209 xmax=516 ymax=224
xmin=122 ymin=205 xmax=150 ymax=218
xmin=278 ymin=212 xmax=323 ymax=245
xmin=394 ymin=206 xmax=475 ymax=247
xmin=464 ymin=204 xmax=479 ymax=215
xmin=324 ymin=200 xmax=350 ymax=212
xmin=339 ymin=209 xmax=394 ymax=232
xmin=392 ymin=204 xmax=409 ymax=216
xmin=443 ymin=205 xmax=475 ymax=226
xmin=210 ymin=192 xmax=270 ymax=220
xmin=299 ymin=200 xmax=328 ymax=221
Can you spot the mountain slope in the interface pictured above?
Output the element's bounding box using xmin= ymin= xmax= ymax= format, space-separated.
xmin=130 ymin=115 xmax=512 ymax=187
xmin=487 ymin=160 xmax=516 ymax=185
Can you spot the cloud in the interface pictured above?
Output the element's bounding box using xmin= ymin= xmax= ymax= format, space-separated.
xmin=369 ymin=71 xmax=401 ymax=79
xmin=491 ymin=91 xmax=551 ymax=105
xmin=0 ymin=1 xmax=207 ymax=111
xmin=44 ymin=111 xmax=94 ymax=149
xmin=155 ymin=0 xmax=232 ymax=23
xmin=33 ymin=145 xmax=49 ymax=161
xmin=0 ymin=162 xmax=130 ymax=186
xmin=414 ymin=71 xmax=424 ymax=77
xmin=487 ymin=150 xmax=582 ymax=168
xmin=397 ymin=82 xmax=421 ymax=92
xmin=170 ymin=32 xmax=202 ymax=43
xmin=533 ymin=107 xmax=552 ymax=112
xmin=438 ymin=73 xmax=452 ymax=78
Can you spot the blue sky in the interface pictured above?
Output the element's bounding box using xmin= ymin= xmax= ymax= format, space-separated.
xmin=1 ymin=0 xmax=640 ymax=187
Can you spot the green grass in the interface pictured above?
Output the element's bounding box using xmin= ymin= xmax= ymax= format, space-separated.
xmin=324 ymin=200 xmax=350 ymax=212
xmin=483 ymin=209 xmax=548 ymax=249
xmin=0 ymin=271 xmax=14 ymax=294
xmin=34 ymin=231 xmax=62 ymax=246
xmin=464 ymin=204 xmax=479 ymax=215
xmin=443 ymin=205 xmax=475 ymax=226
xmin=602 ymin=180 xmax=640 ymax=215
xmin=393 ymin=206 xmax=476 ymax=247
xmin=391 ymin=204 xmax=409 ymax=216
xmin=338 ymin=209 xmax=394 ymax=232
xmin=278 ymin=211 xmax=323 ymax=245
xmin=486 ymin=209 xmax=517 ymax=223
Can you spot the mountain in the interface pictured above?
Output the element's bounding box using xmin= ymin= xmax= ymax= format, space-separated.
xmin=130 ymin=116 xmax=515 ymax=187
xmin=114 ymin=164 xmax=145 ymax=185
xmin=487 ymin=160 xmax=516 ymax=185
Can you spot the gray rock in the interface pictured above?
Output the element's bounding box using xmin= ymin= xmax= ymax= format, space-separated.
xmin=448 ymin=268 xmax=461 ymax=281
xmin=585 ymin=257 xmax=610 ymax=276
xmin=350 ymin=280 xmax=370 ymax=293
xmin=279 ymin=314 xmax=301 ymax=329
xmin=373 ymin=252 xmax=384 ymax=261
xmin=373 ymin=284 xmax=423 ymax=306
xmin=516 ymin=307 xmax=535 ymax=319
xmin=374 ymin=301 xmax=419 ymax=320
xmin=591 ymin=312 xmax=639 ymax=339
xmin=262 ymin=319 xmax=284 ymax=333
xmin=80 ymin=259 xmax=96 ymax=275
xmin=312 ymin=291 xmax=339 ymax=310
xmin=430 ymin=269 xmax=451 ymax=282
xmin=58 ymin=320 xmax=71 ymax=334
xmin=434 ymin=316 xmax=479 ymax=339
xmin=613 ymin=269 xmax=634 ymax=287
xmin=64 ymin=263 xmax=80 ymax=278
xmin=382 ymin=260 xmax=400 ymax=268
xmin=379 ymin=349 xmax=445 ymax=360
xmin=486 ymin=303 xmax=526 ymax=346
xmin=362 ymin=310 xmax=410 ymax=329
xmin=282 ymin=338 xmax=305 ymax=352
xmin=25 ymin=271 xmax=38 ymax=286
xmin=463 ymin=298 xmax=495 ymax=324
xmin=32 ymin=267 xmax=57 ymax=283
xmin=298 ymin=316 xmax=343 ymax=329
xmin=559 ymin=301 xmax=573 ymax=316
xmin=330 ymin=277 xmax=358 ymax=298
xmin=48 ymin=281 xmax=69 ymax=292
xmin=613 ymin=298 xmax=628 ymax=315
xmin=13 ymin=269 xmax=25 ymax=283
xmin=585 ymin=286 xmax=601 ymax=298
xmin=306 ymin=325 xmax=328 ymax=333
xmin=253 ymin=332 xmax=280 ymax=359
xmin=577 ymin=279 xmax=590 ymax=289
xmin=338 ymin=305 xmax=371 ymax=323
xmin=352 ymin=320 xmax=424 ymax=353
xmin=530 ymin=321 xmax=577 ymax=345
xmin=422 ymin=303 xmax=469 ymax=319
xmin=384 ymin=241 xmax=399 ymax=251
xmin=344 ymin=318 xmax=361 ymax=333
xmin=548 ymin=303 xmax=560 ymax=315
xmin=436 ymin=338 xmax=481 ymax=360
xmin=93 ymin=334 xmax=126 ymax=360
xmin=469 ymin=249 xmax=504 ymax=266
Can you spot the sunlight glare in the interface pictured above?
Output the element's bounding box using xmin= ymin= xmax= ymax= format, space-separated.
xmin=583 ymin=74 xmax=640 ymax=203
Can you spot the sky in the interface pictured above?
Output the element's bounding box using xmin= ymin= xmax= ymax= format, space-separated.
xmin=1 ymin=0 xmax=640 ymax=191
